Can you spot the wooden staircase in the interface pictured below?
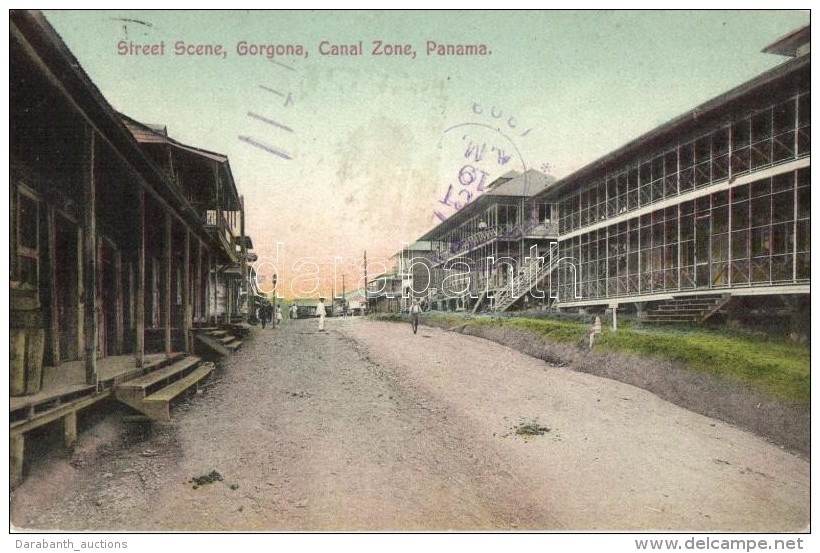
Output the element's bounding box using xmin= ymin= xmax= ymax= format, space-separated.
xmin=492 ymin=243 xmax=559 ymax=312
xmin=114 ymin=355 xmax=214 ymax=422
xmin=644 ymin=294 xmax=732 ymax=325
xmin=194 ymin=327 xmax=244 ymax=357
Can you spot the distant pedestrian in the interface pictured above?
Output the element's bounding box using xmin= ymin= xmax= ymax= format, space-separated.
xmin=260 ymin=304 xmax=268 ymax=329
xmin=290 ymin=304 xmax=298 ymax=320
xmin=276 ymin=306 xmax=283 ymax=325
xmin=410 ymin=298 xmax=422 ymax=334
xmin=316 ymin=298 xmax=326 ymax=331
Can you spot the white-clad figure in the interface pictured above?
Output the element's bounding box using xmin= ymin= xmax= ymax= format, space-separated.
xmin=588 ymin=315 xmax=602 ymax=350
xmin=316 ymin=298 xmax=327 ymax=331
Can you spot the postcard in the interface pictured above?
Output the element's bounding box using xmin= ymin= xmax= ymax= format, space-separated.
xmin=8 ymin=9 xmax=811 ymax=546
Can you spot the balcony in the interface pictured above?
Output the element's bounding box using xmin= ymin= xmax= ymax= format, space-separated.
xmin=204 ymin=210 xmax=237 ymax=261
xmin=426 ymin=219 xmax=557 ymax=266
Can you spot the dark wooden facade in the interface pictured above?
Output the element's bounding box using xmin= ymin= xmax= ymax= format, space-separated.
xmin=9 ymin=11 xmax=252 ymax=485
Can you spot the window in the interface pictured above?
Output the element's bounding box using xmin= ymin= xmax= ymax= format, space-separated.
xmin=14 ymin=189 xmax=39 ymax=288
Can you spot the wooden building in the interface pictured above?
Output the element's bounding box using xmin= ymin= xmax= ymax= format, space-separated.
xmin=521 ymin=25 xmax=811 ymax=330
xmin=120 ymin=115 xmax=249 ymax=333
xmin=410 ymin=26 xmax=810 ymax=334
xmin=366 ymin=272 xmax=407 ymax=313
xmin=413 ymin=169 xmax=558 ymax=312
xmin=9 ymin=11 xmax=252 ymax=485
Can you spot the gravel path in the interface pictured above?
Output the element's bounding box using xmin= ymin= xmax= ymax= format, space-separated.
xmin=10 ymin=317 xmax=810 ymax=531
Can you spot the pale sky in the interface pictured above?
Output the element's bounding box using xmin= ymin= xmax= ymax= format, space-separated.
xmin=41 ymin=9 xmax=809 ymax=298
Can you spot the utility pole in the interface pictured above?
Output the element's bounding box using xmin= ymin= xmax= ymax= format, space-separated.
xmin=342 ymin=274 xmax=346 ymax=317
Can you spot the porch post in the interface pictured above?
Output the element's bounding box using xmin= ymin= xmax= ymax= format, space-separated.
xmin=182 ymin=228 xmax=191 ymax=353
xmin=47 ymin=206 xmax=60 ymax=366
xmin=81 ymin=126 xmax=98 ymax=386
xmin=164 ymin=213 xmax=172 ymax=355
xmin=135 ymin=189 xmax=145 ymax=368
xmin=10 ymin=434 xmax=24 ymax=488
xmin=210 ymin=253 xmax=217 ymax=325
xmin=240 ymin=195 xmax=247 ymax=323
xmin=195 ymin=238 xmax=202 ymax=324
xmin=114 ymin=248 xmax=124 ymax=355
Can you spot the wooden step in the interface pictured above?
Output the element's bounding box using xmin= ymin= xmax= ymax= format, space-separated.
xmin=654 ymin=308 xmax=707 ymax=315
xmin=225 ymin=340 xmax=242 ymax=351
xmin=145 ymin=352 xmax=186 ymax=370
xmin=118 ymin=356 xmax=201 ymax=394
xmin=209 ymin=330 xmax=229 ymax=338
xmin=129 ymin=363 xmax=214 ymax=422
xmin=98 ymin=352 xmax=186 ymax=390
xmin=195 ymin=333 xmax=232 ymax=357
xmin=219 ymin=334 xmax=236 ymax=344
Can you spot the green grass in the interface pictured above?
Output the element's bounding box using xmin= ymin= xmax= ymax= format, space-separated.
xmin=371 ymin=311 xmax=810 ymax=403
xmin=596 ymin=328 xmax=810 ymax=403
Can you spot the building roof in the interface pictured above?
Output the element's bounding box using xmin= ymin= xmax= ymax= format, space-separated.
xmin=121 ymin=114 xmax=241 ymax=210
xmin=10 ymin=10 xmax=236 ymax=253
xmin=536 ymin=42 xmax=810 ymax=201
xmin=485 ymin=168 xmax=555 ymax=197
xmin=389 ymin=240 xmax=447 ymax=258
xmin=763 ymin=25 xmax=810 ymax=57
xmin=417 ymin=168 xmax=555 ymax=241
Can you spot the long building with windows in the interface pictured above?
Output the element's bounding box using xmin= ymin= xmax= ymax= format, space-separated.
xmin=414 ymin=25 xmax=810 ymax=335
xmin=413 ymin=169 xmax=558 ymax=312
xmin=531 ymin=25 xmax=810 ymax=331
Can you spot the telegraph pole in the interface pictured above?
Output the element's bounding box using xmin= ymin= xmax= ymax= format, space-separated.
xmin=363 ymin=250 xmax=368 ymax=314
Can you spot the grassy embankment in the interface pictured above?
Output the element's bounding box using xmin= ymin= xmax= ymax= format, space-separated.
xmin=371 ymin=312 xmax=810 ymax=404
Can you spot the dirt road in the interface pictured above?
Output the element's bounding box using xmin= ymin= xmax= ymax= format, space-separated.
xmin=10 ymin=317 xmax=809 ymax=531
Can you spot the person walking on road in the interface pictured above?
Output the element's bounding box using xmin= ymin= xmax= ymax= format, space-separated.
xmin=276 ymin=306 xmax=283 ymax=326
xmin=410 ymin=298 xmax=422 ymax=334
xmin=260 ymin=303 xmax=268 ymax=329
xmin=316 ymin=298 xmax=327 ymax=331
xmin=290 ymin=304 xmax=298 ymax=320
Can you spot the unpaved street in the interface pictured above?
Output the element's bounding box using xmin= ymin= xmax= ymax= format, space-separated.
xmin=10 ymin=318 xmax=809 ymax=531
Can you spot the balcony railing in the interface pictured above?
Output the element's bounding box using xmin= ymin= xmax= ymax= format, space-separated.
xmin=204 ymin=210 xmax=236 ymax=256
xmin=424 ymin=219 xmax=555 ymax=266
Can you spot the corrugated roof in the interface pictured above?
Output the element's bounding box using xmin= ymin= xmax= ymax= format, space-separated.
xmin=536 ymin=47 xmax=810 ymax=200
xmin=485 ymin=168 xmax=556 ymax=197
xmin=417 ymin=168 xmax=555 ymax=241
xmin=121 ymin=114 xmax=228 ymax=162
xmin=10 ymin=10 xmax=235 ymax=260
xmin=120 ymin=113 xmax=241 ymax=209
xmin=763 ymin=25 xmax=810 ymax=57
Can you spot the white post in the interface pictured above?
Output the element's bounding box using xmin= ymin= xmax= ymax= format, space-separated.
xmin=612 ymin=305 xmax=618 ymax=333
